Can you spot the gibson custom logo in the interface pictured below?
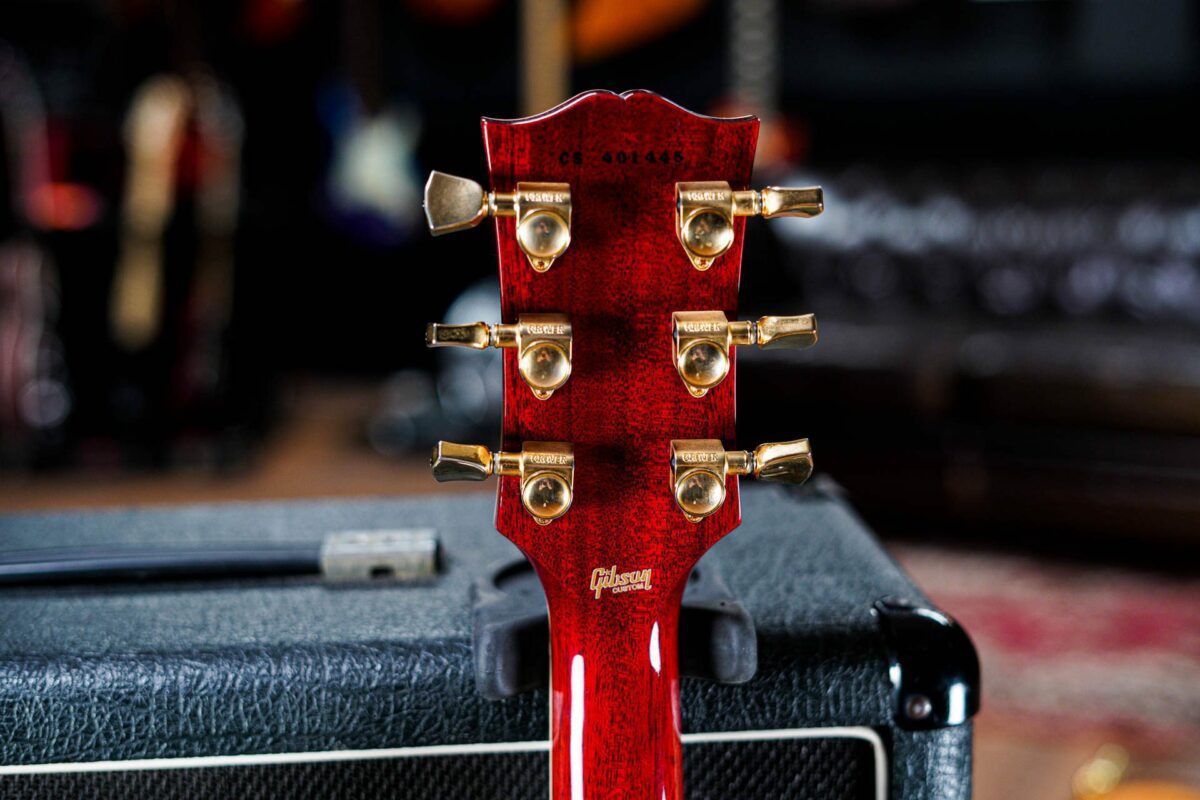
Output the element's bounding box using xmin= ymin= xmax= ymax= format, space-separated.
xmin=590 ymin=565 xmax=653 ymax=600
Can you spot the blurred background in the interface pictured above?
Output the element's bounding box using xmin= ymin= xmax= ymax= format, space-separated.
xmin=1 ymin=0 xmax=1199 ymax=797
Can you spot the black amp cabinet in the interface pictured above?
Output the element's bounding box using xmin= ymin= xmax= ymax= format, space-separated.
xmin=0 ymin=484 xmax=977 ymax=799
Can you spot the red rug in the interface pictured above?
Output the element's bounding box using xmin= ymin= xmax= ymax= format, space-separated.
xmin=893 ymin=543 xmax=1200 ymax=760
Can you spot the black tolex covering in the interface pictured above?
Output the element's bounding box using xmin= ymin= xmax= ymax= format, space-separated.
xmin=0 ymin=484 xmax=974 ymax=799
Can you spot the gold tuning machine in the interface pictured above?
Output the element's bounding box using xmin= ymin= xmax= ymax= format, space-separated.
xmin=670 ymin=439 xmax=813 ymax=522
xmin=423 ymin=171 xmax=572 ymax=272
xmin=675 ymin=181 xmax=823 ymax=270
xmin=672 ymin=311 xmax=817 ymax=397
xmin=425 ymin=313 xmax=572 ymax=400
xmin=430 ymin=441 xmax=574 ymax=524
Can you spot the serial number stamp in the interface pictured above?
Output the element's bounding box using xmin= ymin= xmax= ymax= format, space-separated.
xmin=559 ymin=150 xmax=686 ymax=168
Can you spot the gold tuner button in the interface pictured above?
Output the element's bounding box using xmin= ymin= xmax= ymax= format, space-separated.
xmin=431 ymin=441 xmax=574 ymax=524
xmin=430 ymin=441 xmax=494 ymax=482
xmin=426 ymin=313 xmax=572 ymax=400
xmin=671 ymin=438 xmax=812 ymax=522
xmin=672 ymin=311 xmax=817 ymax=397
xmin=423 ymin=172 xmax=489 ymax=235
xmin=675 ymin=181 xmax=823 ymax=270
xmin=423 ymin=171 xmax=571 ymax=272
xmin=748 ymin=439 xmax=814 ymax=485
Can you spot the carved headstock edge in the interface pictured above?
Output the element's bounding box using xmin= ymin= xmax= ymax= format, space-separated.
xmin=483 ymin=90 xmax=757 ymax=587
xmin=480 ymin=88 xmax=758 ymax=126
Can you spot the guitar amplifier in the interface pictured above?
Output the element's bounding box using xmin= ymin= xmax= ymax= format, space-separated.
xmin=0 ymin=483 xmax=976 ymax=799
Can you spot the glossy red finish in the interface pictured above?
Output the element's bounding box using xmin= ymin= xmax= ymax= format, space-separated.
xmin=482 ymin=91 xmax=758 ymax=800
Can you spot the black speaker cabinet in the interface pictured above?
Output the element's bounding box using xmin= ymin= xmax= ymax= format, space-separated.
xmin=0 ymin=484 xmax=977 ymax=799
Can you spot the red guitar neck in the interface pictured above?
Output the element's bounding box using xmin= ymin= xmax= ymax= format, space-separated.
xmin=544 ymin=569 xmax=685 ymax=798
xmin=483 ymin=91 xmax=758 ymax=799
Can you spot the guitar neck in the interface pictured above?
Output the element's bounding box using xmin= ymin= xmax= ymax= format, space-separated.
xmin=545 ymin=569 xmax=685 ymax=797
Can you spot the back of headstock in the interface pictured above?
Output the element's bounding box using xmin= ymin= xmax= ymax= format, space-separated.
xmin=485 ymin=91 xmax=752 ymax=580
xmin=424 ymin=90 xmax=822 ymax=800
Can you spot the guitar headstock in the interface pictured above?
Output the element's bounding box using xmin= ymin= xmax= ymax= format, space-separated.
xmin=425 ymin=89 xmax=820 ymax=575
xmin=422 ymin=89 xmax=822 ymax=797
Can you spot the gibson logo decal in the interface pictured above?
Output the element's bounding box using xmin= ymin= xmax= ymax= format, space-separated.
xmin=590 ymin=565 xmax=653 ymax=600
